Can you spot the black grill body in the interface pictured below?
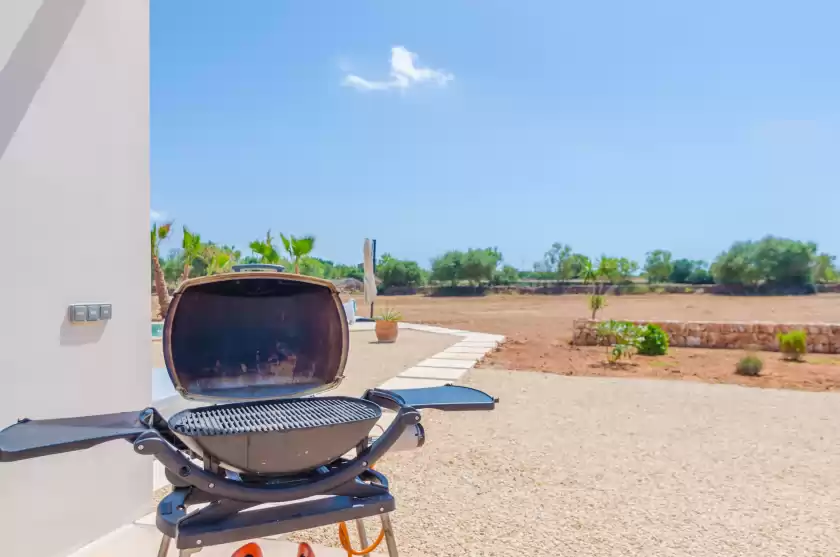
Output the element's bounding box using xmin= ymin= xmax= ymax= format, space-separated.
xmin=168 ymin=397 xmax=382 ymax=475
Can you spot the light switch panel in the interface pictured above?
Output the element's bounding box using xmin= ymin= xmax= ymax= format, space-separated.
xmin=68 ymin=303 xmax=111 ymax=323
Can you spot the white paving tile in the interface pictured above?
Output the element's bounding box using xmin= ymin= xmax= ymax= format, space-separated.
xmin=134 ymin=512 xmax=157 ymax=526
xmin=431 ymin=351 xmax=482 ymax=361
xmin=443 ymin=346 xmax=492 ymax=354
xmin=401 ymin=323 xmax=436 ymax=332
xmin=378 ymin=376 xmax=451 ymax=390
xmin=416 ymin=358 xmax=475 ymax=369
xmin=463 ymin=333 xmax=505 ymax=342
xmin=454 ymin=341 xmax=498 ymax=348
xmin=398 ymin=366 xmax=467 ymax=380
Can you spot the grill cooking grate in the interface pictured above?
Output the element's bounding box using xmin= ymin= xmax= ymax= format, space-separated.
xmin=169 ymin=398 xmax=380 ymax=436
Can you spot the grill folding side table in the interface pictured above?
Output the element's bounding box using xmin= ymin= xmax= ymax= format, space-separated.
xmin=0 ymin=267 xmax=497 ymax=557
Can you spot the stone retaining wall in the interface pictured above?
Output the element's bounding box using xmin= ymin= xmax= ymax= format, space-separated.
xmin=572 ymin=319 xmax=840 ymax=354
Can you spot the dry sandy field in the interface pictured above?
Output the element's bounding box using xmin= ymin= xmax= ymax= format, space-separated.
xmin=359 ymin=293 xmax=840 ymax=391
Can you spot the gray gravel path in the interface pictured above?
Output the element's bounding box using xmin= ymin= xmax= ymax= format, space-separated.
xmin=295 ymin=369 xmax=840 ymax=556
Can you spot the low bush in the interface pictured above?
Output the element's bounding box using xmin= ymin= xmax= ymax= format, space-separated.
xmin=735 ymin=354 xmax=764 ymax=376
xmin=624 ymin=284 xmax=650 ymax=295
xmin=637 ymin=324 xmax=669 ymax=356
xmin=595 ymin=320 xmax=644 ymax=363
xmin=778 ymin=330 xmax=807 ymax=361
xmin=492 ymin=264 xmax=521 ymax=286
xmin=588 ymin=294 xmax=606 ymax=318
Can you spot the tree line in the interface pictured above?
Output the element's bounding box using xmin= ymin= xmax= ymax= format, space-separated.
xmin=152 ymin=224 xmax=840 ymax=312
xmin=529 ymin=237 xmax=837 ymax=289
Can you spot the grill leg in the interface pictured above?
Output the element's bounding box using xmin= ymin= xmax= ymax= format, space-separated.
xmin=380 ymin=513 xmax=399 ymax=557
xmin=355 ymin=518 xmax=370 ymax=547
xmin=156 ymin=535 xmax=172 ymax=557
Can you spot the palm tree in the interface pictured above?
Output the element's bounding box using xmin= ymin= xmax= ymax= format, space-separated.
xmin=580 ymin=258 xmax=598 ymax=294
xmin=280 ymin=233 xmax=316 ymax=274
xmin=596 ymin=256 xmax=618 ymax=286
xmin=179 ymin=226 xmax=203 ymax=284
xmin=220 ymin=244 xmax=242 ymax=263
xmin=201 ymin=243 xmax=240 ymax=275
xmin=249 ymin=229 xmax=282 ymax=264
xmin=205 ymin=247 xmax=233 ymax=275
xmin=151 ymin=222 xmax=173 ymax=318
xmin=583 ymin=257 xmax=617 ymax=319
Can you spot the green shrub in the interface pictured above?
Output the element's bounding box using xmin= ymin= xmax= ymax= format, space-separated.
xmin=637 ymin=324 xmax=669 ymax=356
xmin=735 ymin=354 xmax=764 ymax=376
xmin=588 ymin=294 xmax=606 ymax=318
xmin=595 ymin=320 xmax=644 ymax=363
xmin=378 ymin=258 xmax=427 ymax=288
xmin=777 ymin=330 xmax=807 ymax=361
xmin=492 ymin=265 xmax=520 ymax=286
xmin=712 ymin=236 xmax=816 ymax=289
xmin=624 ymin=284 xmax=650 ymax=295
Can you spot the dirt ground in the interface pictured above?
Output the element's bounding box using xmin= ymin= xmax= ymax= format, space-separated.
xmin=353 ymin=293 xmax=840 ymax=392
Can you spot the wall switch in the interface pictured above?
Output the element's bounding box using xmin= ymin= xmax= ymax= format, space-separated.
xmin=69 ymin=305 xmax=88 ymax=322
xmin=99 ymin=304 xmax=112 ymax=320
xmin=86 ymin=305 xmax=100 ymax=321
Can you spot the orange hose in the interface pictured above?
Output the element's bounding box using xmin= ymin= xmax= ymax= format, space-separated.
xmin=337 ymin=521 xmax=385 ymax=556
xmin=336 ymin=463 xmax=385 ymax=556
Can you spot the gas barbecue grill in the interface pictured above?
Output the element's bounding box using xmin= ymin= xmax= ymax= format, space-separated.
xmin=0 ymin=265 xmax=497 ymax=556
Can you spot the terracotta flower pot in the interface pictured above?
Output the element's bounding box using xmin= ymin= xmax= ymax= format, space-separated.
xmin=375 ymin=321 xmax=399 ymax=343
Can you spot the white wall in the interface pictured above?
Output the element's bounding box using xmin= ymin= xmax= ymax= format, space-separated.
xmin=0 ymin=1 xmax=151 ymax=556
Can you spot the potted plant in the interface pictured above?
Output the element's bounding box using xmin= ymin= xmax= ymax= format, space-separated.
xmin=375 ymin=307 xmax=403 ymax=343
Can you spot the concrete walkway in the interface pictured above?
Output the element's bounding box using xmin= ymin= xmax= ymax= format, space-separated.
xmin=73 ymin=323 xmax=503 ymax=557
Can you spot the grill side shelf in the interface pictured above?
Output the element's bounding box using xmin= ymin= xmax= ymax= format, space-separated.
xmin=0 ymin=411 xmax=147 ymax=462
xmin=364 ymin=385 xmax=497 ymax=411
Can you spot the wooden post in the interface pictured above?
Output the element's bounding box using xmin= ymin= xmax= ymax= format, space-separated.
xmin=370 ymin=239 xmax=377 ymax=318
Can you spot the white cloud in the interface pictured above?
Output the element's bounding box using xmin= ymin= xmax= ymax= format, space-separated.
xmin=342 ymin=46 xmax=453 ymax=92
xmin=150 ymin=209 xmax=166 ymax=222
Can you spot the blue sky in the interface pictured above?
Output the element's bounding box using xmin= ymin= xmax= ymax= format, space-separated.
xmin=151 ymin=1 xmax=840 ymax=270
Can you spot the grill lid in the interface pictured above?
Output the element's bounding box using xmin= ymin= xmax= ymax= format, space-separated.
xmin=163 ymin=270 xmax=349 ymax=401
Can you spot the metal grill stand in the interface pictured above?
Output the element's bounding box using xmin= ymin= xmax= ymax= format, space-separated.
xmin=139 ymin=389 xmax=422 ymax=556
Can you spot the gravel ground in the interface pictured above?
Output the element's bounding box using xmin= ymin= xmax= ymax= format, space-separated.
xmin=292 ymin=368 xmax=840 ymax=556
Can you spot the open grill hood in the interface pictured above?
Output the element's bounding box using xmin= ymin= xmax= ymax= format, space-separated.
xmin=163 ymin=270 xmax=349 ymax=402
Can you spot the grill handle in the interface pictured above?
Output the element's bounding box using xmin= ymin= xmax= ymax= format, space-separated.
xmin=231 ymin=264 xmax=286 ymax=273
xmin=0 ymin=411 xmax=148 ymax=462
